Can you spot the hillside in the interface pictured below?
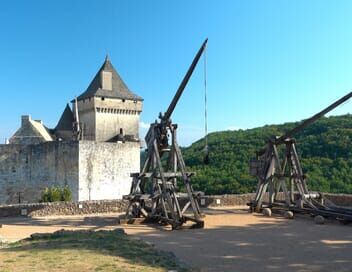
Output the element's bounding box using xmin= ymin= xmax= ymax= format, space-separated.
xmin=182 ymin=114 xmax=352 ymax=195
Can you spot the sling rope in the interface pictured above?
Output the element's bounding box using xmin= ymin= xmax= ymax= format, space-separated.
xmin=203 ymin=43 xmax=210 ymax=164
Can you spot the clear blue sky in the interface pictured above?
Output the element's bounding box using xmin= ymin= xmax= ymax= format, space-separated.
xmin=1 ymin=0 xmax=352 ymax=146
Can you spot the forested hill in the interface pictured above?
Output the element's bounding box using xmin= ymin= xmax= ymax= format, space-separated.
xmin=182 ymin=114 xmax=352 ymax=195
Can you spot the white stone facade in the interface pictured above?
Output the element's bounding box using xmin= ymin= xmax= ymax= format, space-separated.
xmin=78 ymin=141 xmax=140 ymax=201
xmin=0 ymin=141 xmax=140 ymax=204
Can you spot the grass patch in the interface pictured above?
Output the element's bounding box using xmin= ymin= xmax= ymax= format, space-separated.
xmin=0 ymin=229 xmax=190 ymax=272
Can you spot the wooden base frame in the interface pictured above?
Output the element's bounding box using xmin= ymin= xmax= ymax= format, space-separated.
xmin=249 ymin=138 xmax=352 ymax=223
xmin=123 ymin=123 xmax=204 ymax=230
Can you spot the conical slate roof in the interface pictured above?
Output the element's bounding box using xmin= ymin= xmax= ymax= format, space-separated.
xmin=55 ymin=104 xmax=74 ymax=131
xmin=76 ymin=56 xmax=143 ymax=101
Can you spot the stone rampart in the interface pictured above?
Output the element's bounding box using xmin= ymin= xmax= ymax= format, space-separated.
xmin=0 ymin=142 xmax=79 ymax=204
xmin=0 ymin=141 xmax=140 ymax=204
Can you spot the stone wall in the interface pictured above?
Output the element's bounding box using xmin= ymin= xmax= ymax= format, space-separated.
xmin=0 ymin=200 xmax=129 ymax=217
xmin=77 ymin=97 xmax=143 ymax=142
xmin=76 ymin=99 xmax=96 ymax=141
xmin=95 ymin=97 xmax=142 ymax=141
xmin=0 ymin=140 xmax=140 ymax=205
xmin=1 ymin=193 xmax=351 ymax=218
xmin=78 ymin=141 xmax=140 ymax=201
xmin=324 ymin=193 xmax=352 ymax=207
xmin=0 ymin=142 xmax=79 ymax=204
xmin=95 ymin=109 xmax=140 ymax=141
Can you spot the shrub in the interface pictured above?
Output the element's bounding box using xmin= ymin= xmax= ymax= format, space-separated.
xmin=40 ymin=186 xmax=72 ymax=203
xmin=40 ymin=187 xmax=50 ymax=203
xmin=50 ymin=187 xmax=62 ymax=202
xmin=61 ymin=186 xmax=72 ymax=201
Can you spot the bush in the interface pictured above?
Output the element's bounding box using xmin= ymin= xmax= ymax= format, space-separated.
xmin=61 ymin=186 xmax=72 ymax=201
xmin=50 ymin=187 xmax=62 ymax=202
xmin=40 ymin=186 xmax=72 ymax=203
xmin=40 ymin=187 xmax=50 ymax=203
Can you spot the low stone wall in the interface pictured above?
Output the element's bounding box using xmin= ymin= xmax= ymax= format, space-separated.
xmin=0 ymin=193 xmax=351 ymax=218
xmin=324 ymin=193 xmax=352 ymax=207
xmin=0 ymin=195 xmax=255 ymax=218
xmin=0 ymin=200 xmax=129 ymax=217
xmin=200 ymin=194 xmax=255 ymax=207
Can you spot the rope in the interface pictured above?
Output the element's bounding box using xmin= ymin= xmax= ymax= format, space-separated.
xmin=203 ymin=43 xmax=209 ymax=164
xmin=204 ymin=43 xmax=208 ymax=146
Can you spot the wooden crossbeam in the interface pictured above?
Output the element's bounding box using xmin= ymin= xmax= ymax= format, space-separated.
xmin=123 ymin=124 xmax=204 ymax=229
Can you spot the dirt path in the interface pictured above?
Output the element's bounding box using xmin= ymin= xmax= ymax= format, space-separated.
xmin=0 ymin=213 xmax=123 ymax=242
xmin=1 ymin=207 xmax=352 ymax=272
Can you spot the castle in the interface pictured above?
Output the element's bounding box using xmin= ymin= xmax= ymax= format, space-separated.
xmin=0 ymin=57 xmax=143 ymax=204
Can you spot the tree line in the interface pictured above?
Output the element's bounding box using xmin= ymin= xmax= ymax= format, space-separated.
xmin=182 ymin=114 xmax=352 ymax=195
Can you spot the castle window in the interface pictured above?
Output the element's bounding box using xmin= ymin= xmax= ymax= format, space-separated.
xmin=122 ymin=99 xmax=125 ymax=103
xmin=101 ymin=97 xmax=105 ymax=101
xmin=120 ymin=128 xmax=123 ymax=134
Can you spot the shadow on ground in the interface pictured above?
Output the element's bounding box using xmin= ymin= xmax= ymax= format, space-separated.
xmin=0 ymin=215 xmax=121 ymax=230
xmin=0 ymin=229 xmax=189 ymax=272
xmin=123 ymin=211 xmax=352 ymax=272
xmin=1 ymin=209 xmax=352 ymax=272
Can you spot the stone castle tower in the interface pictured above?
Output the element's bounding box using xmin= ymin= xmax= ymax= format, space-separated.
xmin=0 ymin=57 xmax=143 ymax=204
xmin=74 ymin=56 xmax=143 ymax=142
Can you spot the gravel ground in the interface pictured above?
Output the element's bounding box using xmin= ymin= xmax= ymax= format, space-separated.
xmin=1 ymin=207 xmax=352 ymax=272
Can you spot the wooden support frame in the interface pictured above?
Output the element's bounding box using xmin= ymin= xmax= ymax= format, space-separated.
xmin=250 ymin=138 xmax=352 ymax=223
xmin=250 ymin=91 xmax=352 ymax=222
xmin=250 ymin=138 xmax=316 ymax=212
xmin=123 ymin=123 xmax=204 ymax=229
xmin=122 ymin=39 xmax=208 ymax=229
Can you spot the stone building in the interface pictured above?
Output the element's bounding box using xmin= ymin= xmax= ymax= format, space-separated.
xmin=75 ymin=56 xmax=142 ymax=142
xmin=9 ymin=115 xmax=53 ymax=145
xmin=0 ymin=57 xmax=143 ymax=204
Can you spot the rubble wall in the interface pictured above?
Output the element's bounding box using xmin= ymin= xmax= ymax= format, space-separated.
xmin=0 ymin=142 xmax=79 ymax=204
xmin=1 ymin=193 xmax=351 ymax=218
